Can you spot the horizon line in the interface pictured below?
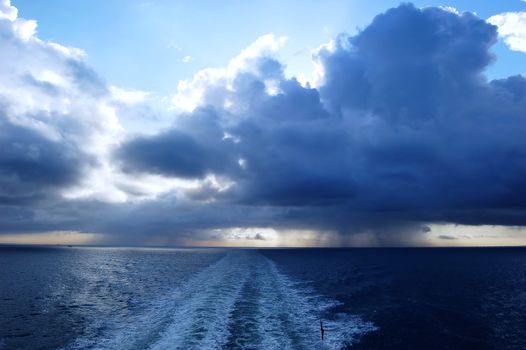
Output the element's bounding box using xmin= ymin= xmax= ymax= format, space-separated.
xmin=1 ymin=243 xmax=525 ymax=249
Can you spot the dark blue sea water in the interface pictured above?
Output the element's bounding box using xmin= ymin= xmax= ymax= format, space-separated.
xmin=0 ymin=246 xmax=525 ymax=349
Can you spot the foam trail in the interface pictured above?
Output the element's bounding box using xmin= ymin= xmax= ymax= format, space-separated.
xmin=67 ymin=251 xmax=376 ymax=350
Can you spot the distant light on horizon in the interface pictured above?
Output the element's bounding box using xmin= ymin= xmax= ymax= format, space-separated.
xmin=1 ymin=224 xmax=526 ymax=248
xmin=0 ymin=231 xmax=100 ymax=245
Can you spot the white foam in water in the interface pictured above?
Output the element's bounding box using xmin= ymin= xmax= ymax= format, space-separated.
xmin=66 ymin=251 xmax=376 ymax=350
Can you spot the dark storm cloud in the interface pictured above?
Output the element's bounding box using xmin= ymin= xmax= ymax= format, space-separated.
xmin=253 ymin=233 xmax=265 ymax=240
xmin=319 ymin=5 xmax=497 ymax=118
xmin=115 ymin=107 xmax=240 ymax=178
xmin=438 ymin=235 xmax=457 ymax=240
xmin=112 ymin=3 xmax=526 ymax=238
xmin=229 ymin=76 xmax=356 ymax=206
xmin=0 ymin=119 xmax=92 ymax=203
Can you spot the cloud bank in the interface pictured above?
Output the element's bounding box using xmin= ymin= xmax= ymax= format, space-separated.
xmin=1 ymin=1 xmax=525 ymax=246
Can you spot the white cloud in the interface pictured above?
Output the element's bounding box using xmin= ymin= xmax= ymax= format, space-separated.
xmin=110 ymin=86 xmax=149 ymax=104
xmin=439 ymin=6 xmax=460 ymax=15
xmin=0 ymin=0 xmax=17 ymax=21
xmin=0 ymin=1 xmax=121 ymax=140
xmin=48 ymin=42 xmax=86 ymax=59
xmin=311 ymin=39 xmax=337 ymax=88
xmin=171 ymin=34 xmax=287 ymax=112
xmin=228 ymin=34 xmax=287 ymax=73
xmin=181 ymin=55 xmax=193 ymax=63
xmin=488 ymin=11 xmax=526 ymax=52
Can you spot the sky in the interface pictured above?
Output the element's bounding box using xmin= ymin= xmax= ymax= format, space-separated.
xmin=0 ymin=0 xmax=526 ymax=247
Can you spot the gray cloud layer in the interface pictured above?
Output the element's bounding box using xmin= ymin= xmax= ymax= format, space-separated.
xmin=1 ymin=3 xmax=525 ymax=245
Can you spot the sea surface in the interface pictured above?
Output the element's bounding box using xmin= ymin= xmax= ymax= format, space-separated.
xmin=0 ymin=246 xmax=525 ymax=349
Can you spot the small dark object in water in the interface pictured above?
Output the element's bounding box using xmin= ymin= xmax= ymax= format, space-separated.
xmin=320 ymin=319 xmax=325 ymax=341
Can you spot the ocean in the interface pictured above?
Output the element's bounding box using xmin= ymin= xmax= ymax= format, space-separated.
xmin=0 ymin=246 xmax=525 ymax=349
